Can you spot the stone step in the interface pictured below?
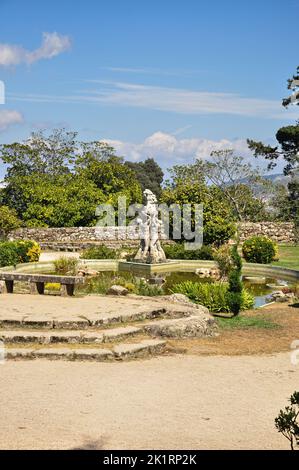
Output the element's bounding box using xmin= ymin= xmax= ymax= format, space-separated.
xmin=0 ymin=308 xmax=166 ymax=330
xmin=0 ymin=326 xmax=141 ymax=345
xmin=4 ymin=339 xmax=167 ymax=361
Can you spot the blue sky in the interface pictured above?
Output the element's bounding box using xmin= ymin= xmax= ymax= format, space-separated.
xmin=0 ymin=0 xmax=298 ymax=176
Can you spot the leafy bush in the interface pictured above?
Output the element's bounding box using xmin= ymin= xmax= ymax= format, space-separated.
xmin=15 ymin=240 xmax=41 ymax=263
xmin=213 ymin=244 xmax=234 ymax=279
xmin=0 ymin=242 xmax=20 ymax=267
xmin=275 ymin=391 xmax=299 ymax=450
xmin=242 ymin=236 xmax=277 ymax=264
xmin=81 ymin=245 xmax=118 ymax=259
xmin=0 ymin=206 xmax=21 ymax=239
xmin=81 ymin=272 xmax=113 ymax=294
xmin=227 ymin=244 xmax=243 ymax=315
xmin=203 ymin=216 xmax=236 ymax=247
xmin=80 ymin=271 xmax=163 ymax=296
xmin=172 ymin=280 xmax=254 ymax=313
xmin=54 ymin=256 xmax=79 ymax=275
xmin=163 ymin=243 xmax=214 ymax=260
xmin=0 ymin=240 xmax=41 ymax=267
xmin=134 ymin=279 xmax=163 ymax=296
xmin=45 ymin=282 xmax=61 ymax=291
xmin=26 ymin=241 xmax=41 ymax=262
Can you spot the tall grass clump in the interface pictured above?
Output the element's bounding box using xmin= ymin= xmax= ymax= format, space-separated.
xmin=54 ymin=256 xmax=79 ymax=275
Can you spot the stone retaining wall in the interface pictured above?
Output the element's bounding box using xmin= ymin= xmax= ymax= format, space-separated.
xmin=238 ymin=222 xmax=296 ymax=244
xmin=8 ymin=221 xmax=296 ymax=247
xmin=8 ymin=227 xmax=171 ymax=249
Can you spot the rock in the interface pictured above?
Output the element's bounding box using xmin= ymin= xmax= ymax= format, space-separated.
xmin=0 ymin=281 xmax=5 ymax=294
xmin=165 ymin=294 xmax=210 ymax=315
xmin=85 ymin=269 xmax=98 ymax=277
xmin=107 ymin=285 xmax=129 ymax=296
xmin=144 ymin=314 xmax=217 ymax=338
xmin=209 ymin=268 xmax=221 ymax=280
xmin=195 ymin=268 xmax=210 ymax=278
xmin=195 ymin=268 xmax=220 ymax=280
xmin=167 ymin=293 xmax=192 ymax=305
xmin=77 ymin=266 xmax=99 ymax=277
xmin=269 ymin=290 xmax=295 ymax=303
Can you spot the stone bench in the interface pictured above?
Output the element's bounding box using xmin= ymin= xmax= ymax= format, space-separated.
xmin=0 ymin=273 xmax=84 ymax=296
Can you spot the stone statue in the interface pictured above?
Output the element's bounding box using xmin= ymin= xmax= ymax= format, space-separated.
xmin=134 ymin=189 xmax=166 ymax=264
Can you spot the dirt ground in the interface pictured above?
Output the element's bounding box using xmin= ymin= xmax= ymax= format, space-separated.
xmin=0 ymin=352 xmax=298 ymax=450
xmin=0 ymin=299 xmax=298 ymax=450
xmin=168 ymin=303 xmax=299 ymax=356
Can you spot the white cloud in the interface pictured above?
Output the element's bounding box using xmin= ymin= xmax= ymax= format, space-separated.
xmin=0 ymin=32 xmax=71 ymax=67
xmin=0 ymin=110 xmax=23 ymax=131
xmin=10 ymin=80 xmax=297 ymax=120
xmin=102 ymin=66 xmax=203 ymax=76
xmin=81 ymin=81 xmax=298 ymax=119
xmin=103 ymin=131 xmax=252 ymax=166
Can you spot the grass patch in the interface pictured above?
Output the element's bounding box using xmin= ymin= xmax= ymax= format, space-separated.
xmin=272 ymin=245 xmax=299 ymax=271
xmin=216 ymin=315 xmax=280 ymax=330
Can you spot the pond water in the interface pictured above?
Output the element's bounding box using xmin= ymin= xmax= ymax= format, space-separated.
xmin=242 ymin=277 xmax=288 ymax=308
xmin=79 ymin=270 xmax=288 ymax=308
xmin=15 ymin=268 xmax=289 ymax=308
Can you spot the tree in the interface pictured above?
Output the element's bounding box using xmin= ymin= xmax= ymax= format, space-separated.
xmin=200 ymin=150 xmax=271 ymax=221
xmin=247 ymin=124 xmax=299 ymax=176
xmin=125 ymin=158 xmax=164 ymax=198
xmin=247 ymin=66 xmax=299 ymax=240
xmin=2 ymin=174 xmax=105 ymax=228
xmin=77 ymin=157 xmax=142 ymax=208
xmin=248 ymin=66 xmax=299 ymax=175
xmin=275 ymin=391 xmax=299 ymax=450
xmin=227 ymin=243 xmax=243 ymax=316
xmin=0 ymin=129 xmax=143 ymax=227
xmin=161 ymin=163 xmax=236 ymax=246
xmin=0 ymin=128 xmax=78 ymax=179
xmin=282 ymin=65 xmax=299 ymax=108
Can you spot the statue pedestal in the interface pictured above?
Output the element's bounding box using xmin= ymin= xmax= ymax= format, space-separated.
xmin=118 ymin=260 xmax=177 ymax=275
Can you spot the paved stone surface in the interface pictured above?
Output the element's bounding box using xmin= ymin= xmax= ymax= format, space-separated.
xmin=0 ymin=293 xmax=212 ymax=327
xmin=102 ymin=326 xmax=141 ymax=342
xmin=33 ymin=348 xmax=74 ymax=359
xmin=113 ymin=339 xmax=166 ymax=358
xmin=72 ymin=349 xmax=113 ymax=360
xmin=5 ymin=340 xmax=166 ymax=361
xmin=0 ymin=326 xmax=141 ymax=345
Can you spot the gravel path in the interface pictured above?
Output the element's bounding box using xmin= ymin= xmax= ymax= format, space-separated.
xmin=39 ymin=251 xmax=81 ymax=262
xmin=0 ymin=352 xmax=298 ymax=450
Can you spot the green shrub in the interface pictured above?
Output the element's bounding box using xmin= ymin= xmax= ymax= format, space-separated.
xmin=275 ymin=391 xmax=299 ymax=450
xmin=15 ymin=240 xmax=41 ymax=263
xmin=80 ymin=271 xmax=164 ymax=296
xmin=81 ymin=245 xmax=118 ymax=259
xmin=227 ymin=244 xmax=243 ymax=315
xmin=0 ymin=241 xmax=19 ymax=267
xmin=45 ymin=282 xmax=61 ymax=291
xmin=163 ymin=243 xmax=214 ymax=260
xmin=83 ymin=272 xmax=114 ymax=294
xmin=203 ymin=217 xmax=236 ymax=247
xmin=242 ymin=236 xmax=277 ymax=264
xmin=172 ymin=280 xmax=254 ymax=313
xmin=213 ymin=244 xmax=234 ymax=279
xmin=134 ymin=279 xmax=163 ymax=296
xmin=0 ymin=239 xmax=41 ymax=267
xmin=54 ymin=256 xmax=79 ymax=275
xmin=0 ymin=206 xmax=21 ymax=239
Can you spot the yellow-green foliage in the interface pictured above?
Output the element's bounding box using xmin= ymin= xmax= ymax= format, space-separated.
xmin=26 ymin=241 xmax=41 ymax=262
xmin=242 ymin=236 xmax=277 ymax=264
xmin=45 ymin=283 xmax=60 ymax=291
